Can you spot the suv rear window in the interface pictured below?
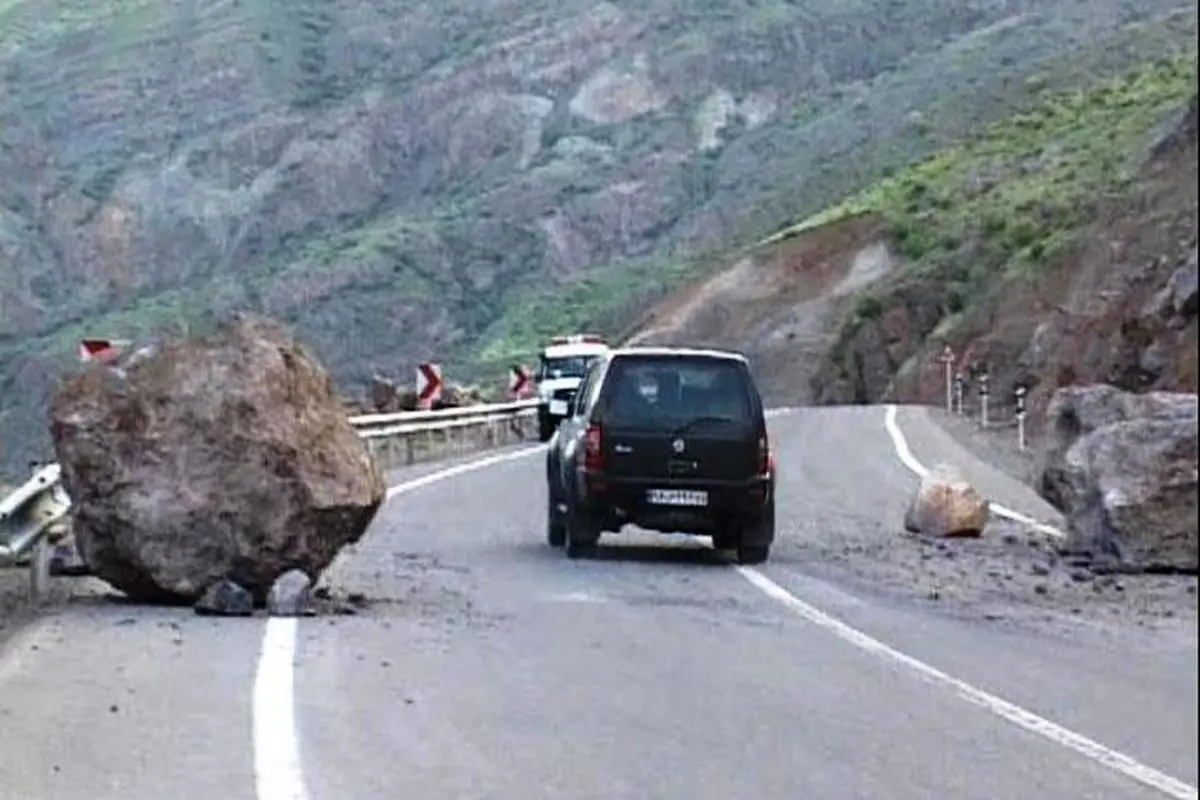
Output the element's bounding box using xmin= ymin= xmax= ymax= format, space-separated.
xmin=601 ymin=356 xmax=755 ymax=426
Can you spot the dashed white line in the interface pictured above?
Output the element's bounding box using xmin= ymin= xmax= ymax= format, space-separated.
xmin=737 ymin=566 xmax=1198 ymax=800
xmin=883 ymin=404 xmax=1066 ymax=538
xmin=252 ymin=444 xmax=544 ymax=800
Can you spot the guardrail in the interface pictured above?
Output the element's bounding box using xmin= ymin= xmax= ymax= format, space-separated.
xmin=1 ymin=398 xmax=543 ymax=603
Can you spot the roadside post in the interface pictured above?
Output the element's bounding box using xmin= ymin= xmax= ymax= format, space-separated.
xmin=978 ymin=368 xmax=990 ymax=429
xmin=938 ymin=346 xmax=955 ymax=412
xmin=954 ymin=372 xmax=965 ymax=416
xmin=1015 ymin=384 xmax=1028 ymax=451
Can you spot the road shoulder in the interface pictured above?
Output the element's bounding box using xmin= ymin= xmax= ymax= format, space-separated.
xmin=896 ymin=403 xmax=1197 ymax=628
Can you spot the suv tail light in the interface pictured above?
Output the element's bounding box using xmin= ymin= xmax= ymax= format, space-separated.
xmin=584 ymin=423 xmax=604 ymax=471
xmin=758 ymin=435 xmax=772 ymax=476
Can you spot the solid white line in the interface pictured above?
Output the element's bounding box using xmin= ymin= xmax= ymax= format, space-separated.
xmin=253 ymin=617 xmax=305 ymax=800
xmin=883 ymin=404 xmax=1065 ymax=538
xmin=737 ymin=566 xmax=1199 ymax=800
xmin=252 ymin=444 xmax=544 ymax=800
xmin=386 ymin=445 xmax=545 ymax=500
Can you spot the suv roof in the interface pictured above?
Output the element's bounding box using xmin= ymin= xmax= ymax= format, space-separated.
xmin=542 ymin=342 xmax=611 ymax=359
xmin=607 ymin=345 xmax=749 ymax=363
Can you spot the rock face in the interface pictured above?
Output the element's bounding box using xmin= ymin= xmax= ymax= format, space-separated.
xmin=49 ymin=314 xmax=386 ymax=604
xmin=903 ymin=464 xmax=991 ymax=538
xmin=1037 ymin=384 xmax=1198 ymax=572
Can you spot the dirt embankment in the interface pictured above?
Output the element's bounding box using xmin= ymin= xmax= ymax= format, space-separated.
xmin=831 ymin=92 xmax=1199 ymax=432
xmin=630 ymin=89 xmax=1198 ymax=445
xmin=626 ymin=212 xmax=897 ymax=405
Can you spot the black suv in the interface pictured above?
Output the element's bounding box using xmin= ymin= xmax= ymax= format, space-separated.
xmin=545 ymin=346 xmax=776 ymax=563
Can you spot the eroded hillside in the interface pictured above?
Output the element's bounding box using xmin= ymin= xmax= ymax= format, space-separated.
xmin=1 ymin=0 xmax=1197 ymax=474
xmin=630 ymin=51 xmax=1198 ymax=423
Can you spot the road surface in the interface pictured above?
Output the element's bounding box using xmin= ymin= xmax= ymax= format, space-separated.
xmin=0 ymin=405 xmax=1196 ymax=800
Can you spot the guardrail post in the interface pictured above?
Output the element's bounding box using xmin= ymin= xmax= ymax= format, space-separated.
xmin=1014 ymin=384 xmax=1028 ymax=451
xmin=978 ymin=370 xmax=990 ymax=429
xmin=954 ymin=373 xmax=965 ymax=415
xmin=29 ymin=535 xmax=50 ymax=603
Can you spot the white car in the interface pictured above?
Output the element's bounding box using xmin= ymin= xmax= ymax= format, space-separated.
xmin=535 ymin=335 xmax=610 ymax=441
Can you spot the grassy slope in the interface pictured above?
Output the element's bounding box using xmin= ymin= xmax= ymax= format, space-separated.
xmin=785 ymin=50 xmax=1197 ymax=358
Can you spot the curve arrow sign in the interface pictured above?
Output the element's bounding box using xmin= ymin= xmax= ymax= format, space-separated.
xmin=416 ymin=363 xmax=443 ymax=410
xmin=508 ymin=364 xmax=533 ymax=399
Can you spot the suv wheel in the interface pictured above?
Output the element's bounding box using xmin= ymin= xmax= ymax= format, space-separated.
xmin=712 ymin=530 xmax=738 ymax=551
xmin=537 ymin=413 xmax=556 ymax=442
xmin=736 ymin=496 xmax=775 ymax=565
xmin=565 ymin=507 xmax=600 ymax=559
xmin=736 ymin=544 xmax=770 ymax=565
xmin=546 ymin=477 xmax=566 ymax=548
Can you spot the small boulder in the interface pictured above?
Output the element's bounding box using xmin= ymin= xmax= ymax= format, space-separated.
xmin=267 ymin=569 xmax=313 ymax=617
xmin=50 ymin=313 xmax=386 ymax=604
xmin=903 ymin=464 xmax=990 ymax=538
xmin=1037 ymin=385 xmax=1198 ymax=572
xmin=195 ymin=580 xmax=254 ymax=616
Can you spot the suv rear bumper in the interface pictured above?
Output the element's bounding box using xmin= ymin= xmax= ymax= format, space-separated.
xmin=575 ymin=472 xmax=773 ymax=537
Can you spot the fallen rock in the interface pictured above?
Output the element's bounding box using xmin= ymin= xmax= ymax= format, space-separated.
xmin=903 ymin=464 xmax=991 ymax=538
xmin=1037 ymin=386 xmax=1198 ymax=573
xmin=50 ymin=313 xmax=386 ymax=604
xmin=195 ymin=580 xmax=254 ymax=616
xmin=1036 ymin=384 xmax=1197 ymax=511
xmin=267 ymin=569 xmax=313 ymax=617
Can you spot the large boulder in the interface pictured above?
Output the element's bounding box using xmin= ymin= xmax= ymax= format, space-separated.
xmin=1036 ymin=384 xmax=1198 ymax=572
xmin=903 ymin=463 xmax=990 ymax=538
xmin=49 ymin=313 xmax=386 ymax=603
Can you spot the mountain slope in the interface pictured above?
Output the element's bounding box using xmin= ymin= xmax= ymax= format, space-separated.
xmin=629 ymin=46 xmax=1197 ymax=427
xmin=1 ymin=0 xmax=1196 ymax=475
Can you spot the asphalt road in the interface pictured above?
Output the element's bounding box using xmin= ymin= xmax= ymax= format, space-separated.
xmin=0 ymin=406 xmax=1196 ymax=800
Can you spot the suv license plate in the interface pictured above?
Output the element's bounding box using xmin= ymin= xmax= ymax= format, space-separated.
xmin=647 ymin=489 xmax=708 ymax=507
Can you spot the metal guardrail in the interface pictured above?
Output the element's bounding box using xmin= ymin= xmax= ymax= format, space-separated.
xmin=0 ymin=399 xmax=542 ymax=603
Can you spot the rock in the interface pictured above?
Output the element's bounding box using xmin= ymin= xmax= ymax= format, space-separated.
xmin=48 ymin=539 xmax=90 ymax=577
xmin=1145 ymin=249 xmax=1198 ymax=321
xmin=903 ymin=464 xmax=991 ymax=538
xmin=267 ymin=569 xmax=313 ymax=617
xmin=1036 ymin=384 xmax=1196 ymax=510
xmin=1037 ymin=384 xmax=1198 ymax=573
xmin=195 ymin=580 xmax=254 ymax=616
xmin=49 ymin=313 xmax=387 ymax=604
xmin=1167 ymin=249 xmax=1198 ymax=318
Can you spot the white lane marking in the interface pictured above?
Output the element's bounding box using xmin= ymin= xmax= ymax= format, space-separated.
xmin=253 ymin=617 xmax=305 ymax=800
xmin=883 ymin=404 xmax=1065 ymax=538
xmin=386 ymin=445 xmax=545 ymax=500
xmin=737 ymin=566 xmax=1199 ymax=800
xmin=253 ymin=444 xmax=544 ymax=800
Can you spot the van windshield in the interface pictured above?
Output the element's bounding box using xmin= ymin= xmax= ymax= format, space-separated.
xmin=538 ymin=355 xmax=596 ymax=380
xmin=602 ymin=357 xmax=754 ymax=427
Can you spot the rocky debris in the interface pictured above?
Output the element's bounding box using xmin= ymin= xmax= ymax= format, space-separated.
xmin=1037 ymin=384 xmax=1198 ymax=573
xmin=267 ymin=569 xmax=314 ymax=617
xmin=195 ymin=580 xmax=254 ymax=617
xmin=369 ymin=375 xmax=417 ymax=413
xmin=49 ymin=313 xmax=387 ymax=605
xmin=903 ymin=463 xmax=991 ymax=538
xmin=1145 ymin=247 xmax=1199 ymax=322
xmin=48 ymin=539 xmax=90 ymax=577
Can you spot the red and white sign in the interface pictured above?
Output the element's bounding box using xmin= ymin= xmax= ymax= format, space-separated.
xmin=416 ymin=363 xmax=443 ymax=410
xmin=508 ymin=364 xmax=533 ymax=399
xmin=79 ymin=339 xmax=124 ymax=363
